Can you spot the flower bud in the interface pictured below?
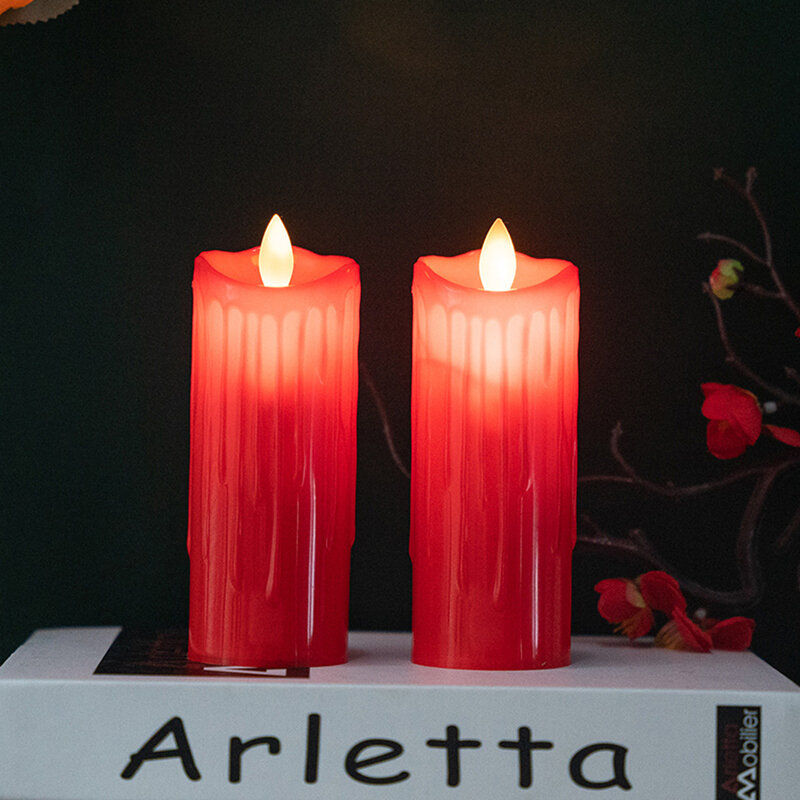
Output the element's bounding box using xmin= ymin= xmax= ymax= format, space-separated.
xmin=709 ymin=259 xmax=743 ymax=299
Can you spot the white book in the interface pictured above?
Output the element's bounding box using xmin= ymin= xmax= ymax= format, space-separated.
xmin=0 ymin=628 xmax=797 ymax=799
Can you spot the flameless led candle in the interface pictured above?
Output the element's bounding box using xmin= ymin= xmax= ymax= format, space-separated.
xmin=411 ymin=219 xmax=579 ymax=669
xmin=188 ymin=216 xmax=360 ymax=667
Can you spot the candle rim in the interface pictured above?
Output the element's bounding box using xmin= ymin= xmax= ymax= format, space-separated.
xmin=196 ymin=245 xmax=358 ymax=290
xmin=415 ymin=249 xmax=577 ymax=293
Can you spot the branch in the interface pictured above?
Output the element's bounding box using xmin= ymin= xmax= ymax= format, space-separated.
xmin=715 ymin=168 xmax=772 ymax=265
xmin=774 ymin=502 xmax=800 ymax=553
xmin=579 ymin=421 xmax=800 ymax=608
xmin=714 ymin=168 xmax=800 ymax=322
xmin=740 ymin=282 xmax=783 ymax=301
xmin=577 ymin=519 xmax=762 ymax=607
xmin=360 ymin=362 xmax=411 ymax=479
xmin=577 ymin=422 xmax=776 ymax=497
xmin=579 ymin=458 xmax=797 ymax=608
xmin=704 ymin=282 xmax=800 ymax=406
xmin=697 ymin=232 xmax=768 ymax=267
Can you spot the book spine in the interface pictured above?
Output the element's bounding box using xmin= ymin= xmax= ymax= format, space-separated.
xmin=2 ymin=682 xmax=796 ymax=799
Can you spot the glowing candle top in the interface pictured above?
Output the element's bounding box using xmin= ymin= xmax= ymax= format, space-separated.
xmin=258 ymin=213 xmax=294 ymax=287
xmin=478 ymin=217 xmax=517 ymax=292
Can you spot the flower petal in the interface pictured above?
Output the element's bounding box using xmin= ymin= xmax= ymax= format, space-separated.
xmin=708 ymin=617 xmax=755 ymax=651
xmin=706 ymin=420 xmax=749 ymax=459
xmin=595 ymin=579 xmax=655 ymax=639
xmin=701 ymin=384 xmax=762 ymax=443
xmin=638 ymin=571 xmax=687 ymax=614
xmin=656 ymin=610 xmax=713 ymax=652
xmin=701 ymin=386 xmax=735 ymax=420
xmin=701 ymin=382 xmax=727 ymax=400
xmin=730 ymin=402 xmax=763 ymax=445
xmin=764 ymin=424 xmax=800 ymax=448
xmin=595 ymin=579 xmax=640 ymax=622
xmin=616 ymin=607 xmax=655 ymax=640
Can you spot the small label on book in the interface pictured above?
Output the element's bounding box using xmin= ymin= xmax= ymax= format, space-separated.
xmin=94 ymin=629 xmax=310 ymax=678
xmin=717 ymin=705 xmax=761 ymax=800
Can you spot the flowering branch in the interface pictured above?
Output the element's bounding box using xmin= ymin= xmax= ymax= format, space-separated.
xmin=580 ymin=168 xmax=800 ymax=611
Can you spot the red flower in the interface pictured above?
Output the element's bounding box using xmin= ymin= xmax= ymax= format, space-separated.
xmin=700 ymin=383 xmax=800 ymax=458
xmin=597 ymin=570 xmax=756 ymax=654
xmin=595 ymin=571 xmax=685 ymax=640
xmin=701 ymin=383 xmax=762 ymax=459
xmin=655 ymin=610 xmax=755 ymax=652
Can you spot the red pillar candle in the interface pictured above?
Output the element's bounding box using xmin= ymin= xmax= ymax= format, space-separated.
xmin=188 ymin=216 xmax=360 ymax=667
xmin=411 ymin=219 xmax=579 ymax=669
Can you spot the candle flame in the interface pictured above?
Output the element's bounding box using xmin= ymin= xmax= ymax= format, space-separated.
xmin=478 ymin=218 xmax=516 ymax=291
xmin=258 ymin=214 xmax=294 ymax=287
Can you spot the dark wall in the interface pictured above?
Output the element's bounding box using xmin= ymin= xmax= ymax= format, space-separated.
xmin=2 ymin=1 xmax=798 ymax=679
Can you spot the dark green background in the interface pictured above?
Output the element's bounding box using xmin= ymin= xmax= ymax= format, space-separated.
xmin=2 ymin=1 xmax=799 ymax=678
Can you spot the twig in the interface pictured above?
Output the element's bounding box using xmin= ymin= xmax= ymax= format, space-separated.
xmin=715 ymin=167 xmax=773 ymax=266
xmin=740 ymin=283 xmax=783 ymax=301
xmin=582 ymin=422 xmax=776 ymax=496
xmin=774 ymin=503 xmax=800 ymax=553
xmin=744 ymin=166 xmax=756 ymax=195
xmin=714 ymin=168 xmax=800 ymax=322
xmin=697 ymin=232 xmax=768 ymax=267
xmin=704 ymin=282 xmax=800 ymax=406
xmin=577 ymin=519 xmax=762 ymax=607
xmin=360 ymin=362 xmax=411 ymax=479
xmin=579 ymin=425 xmax=800 ymax=607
